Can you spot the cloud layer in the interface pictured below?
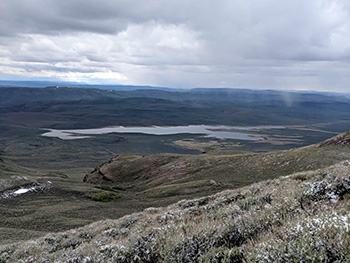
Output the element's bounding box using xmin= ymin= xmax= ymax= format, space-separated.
xmin=1 ymin=0 xmax=350 ymax=91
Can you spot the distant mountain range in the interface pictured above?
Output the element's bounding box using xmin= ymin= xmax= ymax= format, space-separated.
xmin=0 ymin=80 xmax=173 ymax=91
xmin=1 ymin=80 xmax=349 ymax=97
xmin=1 ymin=85 xmax=350 ymax=131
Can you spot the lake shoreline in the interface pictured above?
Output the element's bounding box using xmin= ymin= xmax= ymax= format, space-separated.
xmin=41 ymin=125 xmax=286 ymax=141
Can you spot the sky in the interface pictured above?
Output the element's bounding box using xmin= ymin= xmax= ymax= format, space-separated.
xmin=1 ymin=0 xmax=350 ymax=92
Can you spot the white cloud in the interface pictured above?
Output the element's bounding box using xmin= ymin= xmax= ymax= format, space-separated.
xmin=1 ymin=0 xmax=350 ymax=91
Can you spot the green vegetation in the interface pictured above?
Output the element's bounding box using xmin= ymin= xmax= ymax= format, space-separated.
xmin=89 ymin=192 xmax=121 ymax=202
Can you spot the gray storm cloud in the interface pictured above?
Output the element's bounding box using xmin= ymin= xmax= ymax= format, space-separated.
xmin=0 ymin=0 xmax=350 ymax=91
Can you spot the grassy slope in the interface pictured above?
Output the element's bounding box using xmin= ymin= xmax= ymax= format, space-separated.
xmin=84 ymin=133 xmax=350 ymax=199
xmin=1 ymin=132 xmax=350 ymax=246
xmin=2 ymin=160 xmax=350 ymax=262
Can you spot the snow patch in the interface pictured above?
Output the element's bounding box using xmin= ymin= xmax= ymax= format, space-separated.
xmin=0 ymin=181 xmax=52 ymax=199
xmin=14 ymin=188 xmax=32 ymax=195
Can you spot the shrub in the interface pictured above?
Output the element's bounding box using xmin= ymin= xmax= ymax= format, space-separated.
xmin=293 ymin=174 xmax=309 ymax=181
xmin=248 ymin=213 xmax=350 ymax=262
xmin=90 ymin=192 xmax=121 ymax=202
xmin=198 ymin=247 xmax=243 ymax=263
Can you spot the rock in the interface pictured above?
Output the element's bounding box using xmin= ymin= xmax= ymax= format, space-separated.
xmin=319 ymin=130 xmax=350 ymax=147
xmin=209 ymin=179 xmax=218 ymax=186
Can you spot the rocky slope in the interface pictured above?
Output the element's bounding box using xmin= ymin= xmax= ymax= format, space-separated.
xmin=319 ymin=129 xmax=350 ymax=146
xmin=1 ymin=160 xmax=350 ymax=262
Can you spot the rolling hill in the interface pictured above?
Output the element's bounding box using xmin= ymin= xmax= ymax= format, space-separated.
xmin=1 ymin=132 xmax=350 ymax=262
xmin=1 ymin=131 xmax=350 ymax=247
xmin=1 ymin=87 xmax=350 ymax=130
xmin=83 ymin=131 xmax=350 ymax=200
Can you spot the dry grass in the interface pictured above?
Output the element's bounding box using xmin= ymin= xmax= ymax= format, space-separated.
xmin=83 ymin=142 xmax=350 ymax=201
xmin=173 ymin=139 xmax=241 ymax=152
xmin=2 ymin=160 xmax=350 ymax=262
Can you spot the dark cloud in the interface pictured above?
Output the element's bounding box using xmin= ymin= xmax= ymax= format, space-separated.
xmin=1 ymin=0 xmax=350 ymax=91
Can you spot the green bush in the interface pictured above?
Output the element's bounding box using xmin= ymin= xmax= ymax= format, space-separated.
xmin=90 ymin=192 xmax=121 ymax=202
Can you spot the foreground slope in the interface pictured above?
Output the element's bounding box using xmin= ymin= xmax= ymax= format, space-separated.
xmin=2 ymin=160 xmax=350 ymax=262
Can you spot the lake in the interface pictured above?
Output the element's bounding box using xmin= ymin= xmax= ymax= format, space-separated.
xmin=41 ymin=125 xmax=285 ymax=141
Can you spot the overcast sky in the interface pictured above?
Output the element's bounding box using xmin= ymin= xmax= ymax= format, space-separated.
xmin=1 ymin=0 xmax=350 ymax=91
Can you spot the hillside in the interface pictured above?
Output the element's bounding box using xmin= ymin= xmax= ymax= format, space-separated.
xmin=1 ymin=87 xmax=350 ymax=130
xmin=1 ymin=159 xmax=350 ymax=262
xmin=0 ymin=131 xmax=350 ymax=246
xmin=83 ymin=131 xmax=350 ymax=199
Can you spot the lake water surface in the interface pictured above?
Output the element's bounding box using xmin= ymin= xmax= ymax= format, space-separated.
xmin=42 ymin=125 xmax=285 ymax=141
